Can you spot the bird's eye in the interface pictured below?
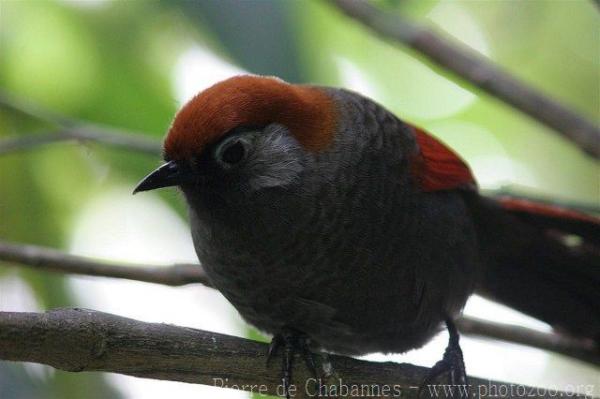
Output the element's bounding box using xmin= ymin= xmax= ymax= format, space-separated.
xmin=215 ymin=138 xmax=249 ymax=167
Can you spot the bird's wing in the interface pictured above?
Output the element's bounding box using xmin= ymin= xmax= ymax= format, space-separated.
xmin=408 ymin=124 xmax=600 ymax=341
xmin=409 ymin=125 xmax=477 ymax=192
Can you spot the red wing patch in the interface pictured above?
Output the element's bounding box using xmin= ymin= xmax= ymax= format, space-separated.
xmin=411 ymin=126 xmax=477 ymax=192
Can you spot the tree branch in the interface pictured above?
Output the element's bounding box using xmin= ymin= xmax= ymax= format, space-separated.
xmin=0 ymin=308 xmax=591 ymax=399
xmin=0 ymin=90 xmax=74 ymax=126
xmin=456 ymin=317 xmax=600 ymax=366
xmin=328 ymin=0 xmax=600 ymax=158
xmin=0 ymin=127 xmax=161 ymax=156
xmin=0 ymin=240 xmax=210 ymax=287
xmin=0 ymin=90 xmax=161 ymax=156
xmin=1 ymin=239 xmax=598 ymax=367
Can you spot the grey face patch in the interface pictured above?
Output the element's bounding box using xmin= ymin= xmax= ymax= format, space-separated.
xmin=243 ymin=124 xmax=306 ymax=192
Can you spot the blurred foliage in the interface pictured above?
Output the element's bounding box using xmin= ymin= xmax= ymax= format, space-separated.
xmin=0 ymin=0 xmax=598 ymax=398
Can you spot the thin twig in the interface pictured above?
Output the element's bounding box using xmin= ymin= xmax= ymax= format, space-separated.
xmin=0 ymin=90 xmax=162 ymax=155
xmin=0 ymin=90 xmax=74 ymax=126
xmin=0 ymin=308 xmax=591 ymax=399
xmin=328 ymin=0 xmax=600 ymax=158
xmin=456 ymin=317 xmax=600 ymax=366
xmin=0 ymin=127 xmax=162 ymax=156
xmin=1 ymin=239 xmax=598 ymax=367
xmin=0 ymin=240 xmax=210 ymax=287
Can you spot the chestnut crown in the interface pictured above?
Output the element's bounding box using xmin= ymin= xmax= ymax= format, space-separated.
xmin=164 ymin=75 xmax=337 ymax=161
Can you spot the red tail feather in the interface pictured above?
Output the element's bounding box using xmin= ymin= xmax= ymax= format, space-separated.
xmin=498 ymin=197 xmax=599 ymax=224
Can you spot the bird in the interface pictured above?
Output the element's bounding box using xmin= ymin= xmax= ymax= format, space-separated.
xmin=134 ymin=75 xmax=600 ymax=396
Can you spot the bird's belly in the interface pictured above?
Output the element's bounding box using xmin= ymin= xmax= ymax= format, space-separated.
xmin=196 ymin=238 xmax=476 ymax=355
xmin=191 ymin=192 xmax=479 ymax=356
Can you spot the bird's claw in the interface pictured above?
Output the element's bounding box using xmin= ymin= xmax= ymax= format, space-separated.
xmin=419 ymin=319 xmax=469 ymax=398
xmin=266 ymin=334 xmax=283 ymax=367
xmin=266 ymin=328 xmax=321 ymax=399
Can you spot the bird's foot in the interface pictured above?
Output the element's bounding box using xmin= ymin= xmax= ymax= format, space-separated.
xmin=266 ymin=328 xmax=320 ymax=399
xmin=419 ymin=319 xmax=469 ymax=398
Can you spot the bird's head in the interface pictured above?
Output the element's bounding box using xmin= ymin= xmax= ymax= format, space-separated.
xmin=134 ymin=75 xmax=338 ymax=206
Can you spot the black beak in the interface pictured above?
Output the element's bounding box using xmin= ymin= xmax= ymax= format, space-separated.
xmin=133 ymin=161 xmax=189 ymax=194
